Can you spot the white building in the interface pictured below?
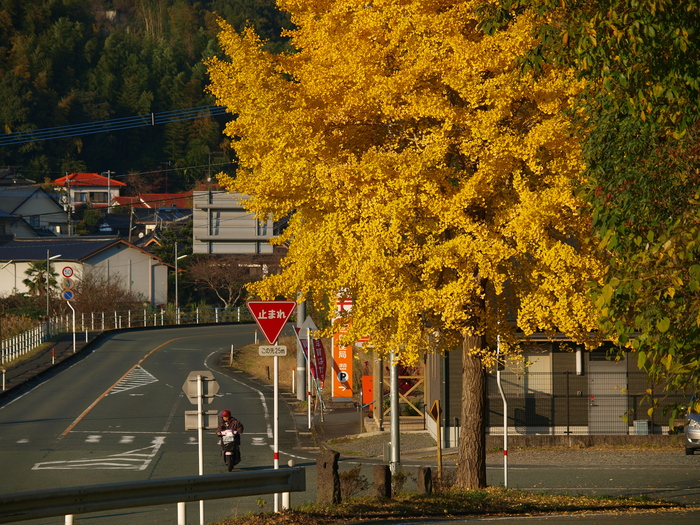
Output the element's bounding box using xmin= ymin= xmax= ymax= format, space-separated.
xmin=0 ymin=237 xmax=169 ymax=306
xmin=0 ymin=186 xmax=68 ymax=235
xmin=54 ymin=172 xmax=126 ymax=210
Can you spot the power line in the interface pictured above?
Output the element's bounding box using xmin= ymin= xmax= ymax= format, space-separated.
xmin=0 ymin=105 xmax=228 ymax=147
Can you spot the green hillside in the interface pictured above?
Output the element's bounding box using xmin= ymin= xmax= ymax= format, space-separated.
xmin=0 ymin=0 xmax=292 ymax=189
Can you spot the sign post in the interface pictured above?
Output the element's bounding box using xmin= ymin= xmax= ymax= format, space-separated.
xmin=182 ymin=371 xmax=220 ymax=525
xmin=296 ymin=316 xmax=327 ymax=428
xmin=61 ymin=267 xmax=76 ymax=353
xmin=247 ymin=300 xmax=296 ymax=513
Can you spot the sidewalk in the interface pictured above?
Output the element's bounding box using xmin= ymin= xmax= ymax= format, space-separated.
xmin=0 ymin=332 xmax=101 ymax=401
xmin=290 ymin=400 xmax=441 ymax=458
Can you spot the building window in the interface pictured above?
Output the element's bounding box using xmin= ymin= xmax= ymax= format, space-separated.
xmin=89 ymin=191 xmax=107 ymax=203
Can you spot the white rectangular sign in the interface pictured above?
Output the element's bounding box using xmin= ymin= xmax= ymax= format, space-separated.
xmin=184 ymin=410 xmax=219 ymax=430
xmin=258 ymin=345 xmax=288 ymax=356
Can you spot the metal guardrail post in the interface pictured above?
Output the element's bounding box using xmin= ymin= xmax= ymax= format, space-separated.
xmin=0 ymin=468 xmax=306 ymax=524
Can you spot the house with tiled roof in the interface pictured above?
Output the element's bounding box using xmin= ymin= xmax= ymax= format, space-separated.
xmin=109 ymin=192 xmax=192 ymax=236
xmin=112 ymin=191 xmax=192 ymax=209
xmin=0 ymin=237 xmax=169 ymax=306
xmin=0 ymin=168 xmax=35 ymax=186
xmin=0 ymin=210 xmax=40 ymax=238
xmin=0 ymin=186 xmax=68 ymax=235
xmin=54 ymin=172 xmax=126 ymax=209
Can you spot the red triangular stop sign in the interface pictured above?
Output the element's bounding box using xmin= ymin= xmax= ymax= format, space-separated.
xmin=247 ymin=300 xmax=297 ymax=344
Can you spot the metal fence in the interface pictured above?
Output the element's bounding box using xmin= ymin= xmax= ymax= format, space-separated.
xmin=0 ymin=468 xmax=305 ymax=524
xmin=1 ymin=306 xmax=257 ymax=365
xmin=486 ymin=371 xmax=688 ymax=436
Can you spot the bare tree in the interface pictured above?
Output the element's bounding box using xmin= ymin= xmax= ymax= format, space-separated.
xmin=187 ymin=254 xmax=277 ymax=308
xmin=125 ymin=169 xmax=153 ymax=195
xmin=69 ymin=267 xmax=146 ymax=313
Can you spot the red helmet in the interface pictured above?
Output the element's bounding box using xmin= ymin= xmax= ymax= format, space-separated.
xmin=220 ymin=410 xmax=232 ymax=418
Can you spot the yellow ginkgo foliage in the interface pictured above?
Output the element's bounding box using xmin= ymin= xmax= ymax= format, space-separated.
xmin=207 ymin=0 xmax=605 ymax=489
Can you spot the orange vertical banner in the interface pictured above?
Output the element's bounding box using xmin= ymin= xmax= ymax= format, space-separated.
xmin=332 ymin=299 xmax=354 ymax=400
xmin=332 ymin=322 xmax=353 ymax=399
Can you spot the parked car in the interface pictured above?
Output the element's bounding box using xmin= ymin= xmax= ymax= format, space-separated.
xmin=685 ymin=412 xmax=700 ymax=455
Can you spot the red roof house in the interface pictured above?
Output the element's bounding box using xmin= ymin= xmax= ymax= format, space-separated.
xmin=112 ymin=192 xmax=193 ymax=209
xmin=54 ymin=172 xmax=127 ymax=208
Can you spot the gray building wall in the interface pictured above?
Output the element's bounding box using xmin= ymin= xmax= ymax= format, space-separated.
xmin=192 ymin=191 xmax=274 ymax=254
xmin=427 ymin=341 xmax=686 ymax=440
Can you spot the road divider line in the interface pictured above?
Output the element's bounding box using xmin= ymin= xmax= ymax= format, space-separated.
xmin=61 ymin=335 xmax=193 ymax=436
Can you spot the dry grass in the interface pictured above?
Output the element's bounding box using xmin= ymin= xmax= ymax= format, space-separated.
xmin=224 ymin=335 xmax=332 ymax=397
xmin=213 ymin=487 xmax=682 ymax=524
xmin=1 ymin=338 xmax=60 ymax=370
xmin=1 ymin=314 xmax=41 ymax=340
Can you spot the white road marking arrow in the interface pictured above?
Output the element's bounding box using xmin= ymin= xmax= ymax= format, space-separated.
xmin=32 ymin=436 xmax=166 ymax=471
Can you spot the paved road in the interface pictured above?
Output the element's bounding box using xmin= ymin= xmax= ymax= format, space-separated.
xmin=0 ymin=324 xmax=317 ymax=524
xmin=3 ymin=324 xmax=700 ymax=525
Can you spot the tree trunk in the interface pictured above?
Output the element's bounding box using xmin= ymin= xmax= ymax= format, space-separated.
xmin=456 ymin=333 xmax=487 ymax=489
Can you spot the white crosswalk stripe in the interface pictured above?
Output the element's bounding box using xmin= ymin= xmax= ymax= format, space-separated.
xmin=108 ymin=366 xmax=158 ymax=395
xmin=32 ymin=437 xmax=166 ymax=470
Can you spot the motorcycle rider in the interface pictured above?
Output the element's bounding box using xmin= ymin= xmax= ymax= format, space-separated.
xmin=216 ymin=410 xmax=244 ymax=467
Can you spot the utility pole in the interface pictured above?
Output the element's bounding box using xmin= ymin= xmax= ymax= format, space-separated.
xmin=128 ymin=206 xmax=134 ymax=243
xmin=103 ymin=170 xmax=112 ymax=214
xmin=45 ymin=249 xmax=50 ymax=323
xmin=65 ymin=173 xmax=72 ymax=236
xmin=390 ymin=351 xmax=400 ymax=473
xmin=207 ymin=154 xmax=213 ymax=254
xmin=296 ymin=297 xmax=306 ymax=402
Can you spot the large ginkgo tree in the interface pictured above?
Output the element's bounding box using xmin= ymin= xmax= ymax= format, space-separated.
xmin=207 ymin=0 xmax=604 ymax=489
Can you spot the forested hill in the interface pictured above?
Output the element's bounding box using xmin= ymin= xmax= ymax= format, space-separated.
xmin=0 ymin=0 xmax=292 ymax=191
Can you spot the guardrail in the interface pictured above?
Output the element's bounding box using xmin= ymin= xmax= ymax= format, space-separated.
xmin=0 ymin=467 xmax=305 ymax=524
xmin=1 ymin=306 xmax=259 ymax=364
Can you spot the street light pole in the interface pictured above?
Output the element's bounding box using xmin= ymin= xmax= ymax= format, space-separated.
xmin=175 ymin=244 xmax=188 ymax=324
xmin=175 ymin=243 xmax=179 ymax=310
xmin=46 ymin=249 xmax=49 ymax=323
xmin=45 ymin=251 xmax=62 ymax=333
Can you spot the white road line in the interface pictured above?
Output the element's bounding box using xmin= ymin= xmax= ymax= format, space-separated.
xmin=85 ymin=435 xmax=101 ymax=443
xmin=204 ymin=351 xmax=273 ymax=439
xmin=70 ymin=430 xmax=176 ymax=434
xmin=32 ymin=436 xmax=166 ymax=471
xmin=162 ymin=392 xmax=183 ymax=433
xmin=109 ymin=366 xmax=158 ymax=395
xmin=119 ymin=435 xmax=135 ymax=444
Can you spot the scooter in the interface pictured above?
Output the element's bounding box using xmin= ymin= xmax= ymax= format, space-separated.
xmin=219 ymin=429 xmax=241 ymax=472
